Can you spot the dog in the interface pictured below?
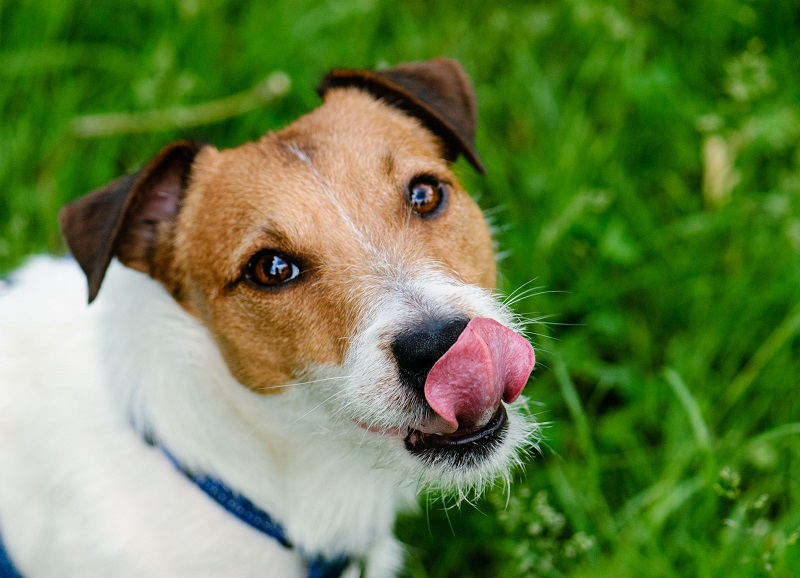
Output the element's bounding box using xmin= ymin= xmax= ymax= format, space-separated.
xmin=0 ymin=58 xmax=537 ymax=578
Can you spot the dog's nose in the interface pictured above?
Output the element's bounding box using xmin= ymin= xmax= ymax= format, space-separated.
xmin=392 ymin=316 xmax=470 ymax=390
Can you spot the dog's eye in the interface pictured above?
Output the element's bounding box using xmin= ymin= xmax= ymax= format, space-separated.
xmin=407 ymin=177 xmax=446 ymax=216
xmin=245 ymin=251 xmax=301 ymax=288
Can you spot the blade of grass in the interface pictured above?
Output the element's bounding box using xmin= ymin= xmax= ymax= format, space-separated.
xmin=70 ymin=72 xmax=291 ymax=138
xmin=718 ymin=302 xmax=800 ymax=422
xmin=744 ymin=422 xmax=800 ymax=449
xmin=663 ymin=367 xmax=712 ymax=454
xmin=553 ymin=353 xmax=597 ymax=473
xmin=552 ymin=353 xmax=615 ymax=536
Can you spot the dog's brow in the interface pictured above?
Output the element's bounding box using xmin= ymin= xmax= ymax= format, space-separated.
xmin=253 ymin=224 xmax=293 ymax=248
xmin=382 ymin=151 xmax=395 ymax=177
xmin=233 ymin=217 xmax=297 ymax=262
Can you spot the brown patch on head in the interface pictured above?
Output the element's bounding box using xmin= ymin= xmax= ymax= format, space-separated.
xmin=60 ymin=59 xmax=497 ymax=395
xmin=168 ymin=90 xmax=496 ymax=392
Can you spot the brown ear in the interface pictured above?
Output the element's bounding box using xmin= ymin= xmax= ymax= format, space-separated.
xmin=59 ymin=141 xmax=201 ymax=303
xmin=318 ymin=58 xmax=485 ymax=174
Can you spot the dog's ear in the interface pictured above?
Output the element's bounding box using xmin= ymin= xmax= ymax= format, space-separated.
xmin=59 ymin=141 xmax=200 ymax=303
xmin=318 ymin=58 xmax=485 ymax=174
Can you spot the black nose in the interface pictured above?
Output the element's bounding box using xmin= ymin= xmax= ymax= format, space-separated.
xmin=391 ymin=316 xmax=470 ymax=391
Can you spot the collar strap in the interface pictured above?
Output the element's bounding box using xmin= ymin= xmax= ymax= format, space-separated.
xmin=162 ymin=449 xmax=352 ymax=578
xmin=0 ymin=531 xmax=23 ymax=578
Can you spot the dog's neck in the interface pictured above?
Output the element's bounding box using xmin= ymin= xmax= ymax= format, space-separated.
xmin=96 ymin=262 xmax=413 ymax=558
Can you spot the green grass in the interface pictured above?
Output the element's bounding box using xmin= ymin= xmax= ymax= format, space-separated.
xmin=2 ymin=0 xmax=799 ymax=576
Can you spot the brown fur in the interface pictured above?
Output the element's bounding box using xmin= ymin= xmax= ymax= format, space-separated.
xmin=174 ymin=90 xmax=495 ymax=392
xmin=61 ymin=60 xmax=497 ymax=394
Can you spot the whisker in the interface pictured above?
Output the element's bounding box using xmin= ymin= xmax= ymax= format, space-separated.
xmin=253 ymin=374 xmax=351 ymax=392
xmin=289 ymin=387 xmax=352 ymax=425
xmin=498 ymin=278 xmax=541 ymax=304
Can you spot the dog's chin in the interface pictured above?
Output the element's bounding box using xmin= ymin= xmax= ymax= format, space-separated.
xmin=354 ymin=402 xmax=537 ymax=498
xmin=403 ymin=405 xmax=509 ymax=468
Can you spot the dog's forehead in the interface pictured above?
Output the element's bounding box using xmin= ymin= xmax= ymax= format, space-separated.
xmin=217 ymin=89 xmax=448 ymax=196
xmin=180 ymin=89 xmax=457 ymax=275
xmin=275 ymin=88 xmax=448 ymax=172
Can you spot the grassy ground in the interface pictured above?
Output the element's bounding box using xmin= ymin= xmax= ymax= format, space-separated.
xmin=2 ymin=1 xmax=799 ymax=576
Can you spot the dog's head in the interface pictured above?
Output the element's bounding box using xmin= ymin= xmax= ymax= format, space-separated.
xmin=60 ymin=58 xmax=537 ymax=494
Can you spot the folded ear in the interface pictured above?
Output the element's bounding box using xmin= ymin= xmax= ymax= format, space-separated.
xmin=59 ymin=141 xmax=201 ymax=303
xmin=318 ymin=58 xmax=485 ymax=174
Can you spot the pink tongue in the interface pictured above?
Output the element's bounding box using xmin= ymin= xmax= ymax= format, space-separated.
xmin=423 ymin=318 xmax=535 ymax=434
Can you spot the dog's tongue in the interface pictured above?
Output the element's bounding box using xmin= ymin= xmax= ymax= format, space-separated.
xmin=423 ymin=318 xmax=534 ymax=434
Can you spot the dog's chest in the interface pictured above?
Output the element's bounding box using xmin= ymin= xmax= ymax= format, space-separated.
xmin=0 ymin=259 xmax=368 ymax=577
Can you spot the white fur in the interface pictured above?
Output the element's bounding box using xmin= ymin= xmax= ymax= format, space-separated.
xmin=0 ymin=256 xmax=537 ymax=577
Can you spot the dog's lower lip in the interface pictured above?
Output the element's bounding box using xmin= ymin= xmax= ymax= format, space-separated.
xmin=405 ymin=405 xmax=507 ymax=452
xmin=356 ymin=422 xmax=407 ymax=437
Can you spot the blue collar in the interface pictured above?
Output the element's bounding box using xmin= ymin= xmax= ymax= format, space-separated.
xmin=0 ymin=531 xmax=23 ymax=578
xmin=163 ymin=450 xmax=353 ymax=578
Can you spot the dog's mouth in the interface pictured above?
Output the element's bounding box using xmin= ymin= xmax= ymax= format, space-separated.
xmin=354 ymin=406 xmax=509 ymax=467
xmin=353 ymin=317 xmax=533 ymax=468
xmin=405 ymin=404 xmax=508 ymax=457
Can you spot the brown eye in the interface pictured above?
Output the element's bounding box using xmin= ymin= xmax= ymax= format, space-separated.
xmin=407 ymin=177 xmax=446 ymax=216
xmin=246 ymin=250 xmax=301 ymax=288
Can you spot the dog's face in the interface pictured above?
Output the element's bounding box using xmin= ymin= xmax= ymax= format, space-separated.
xmin=60 ymin=59 xmax=536 ymax=493
xmin=174 ymin=88 xmax=498 ymax=389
